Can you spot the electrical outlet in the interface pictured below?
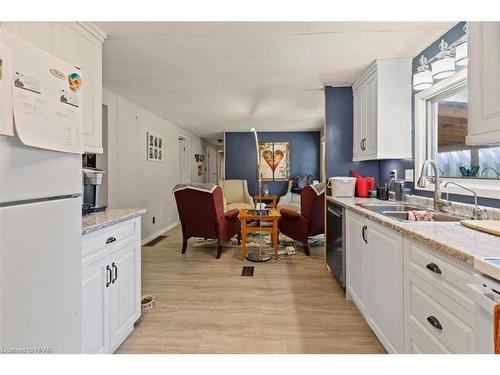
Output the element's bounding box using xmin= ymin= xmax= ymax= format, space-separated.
xmin=391 ymin=169 xmax=397 ymax=180
xmin=405 ymin=169 xmax=414 ymax=182
xmin=152 ymin=216 xmax=156 ymax=224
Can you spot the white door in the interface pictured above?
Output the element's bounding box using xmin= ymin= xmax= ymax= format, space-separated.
xmin=206 ymin=145 xmax=218 ymax=184
xmin=346 ymin=211 xmax=369 ymax=316
xmin=81 ymin=255 xmax=110 ymax=354
xmin=367 ymin=221 xmax=404 ymax=353
xmin=109 ymin=242 xmax=140 ymax=351
xmin=178 ymin=136 xmax=190 ymax=184
xmin=217 ymin=151 xmax=225 ymax=181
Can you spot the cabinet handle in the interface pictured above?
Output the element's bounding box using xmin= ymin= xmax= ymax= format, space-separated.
xmin=426 ymin=315 xmax=443 ymax=331
xmin=106 ymin=265 xmax=112 ymax=288
xmin=360 ymin=138 xmax=366 ymax=151
xmin=106 ymin=237 xmax=116 ymax=244
xmin=112 ymin=262 xmax=118 ymax=284
xmin=362 ymin=225 xmax=368 ymax=244
xmin=426 ymin=263 xmax=442 ymax=275
xmin=360 ymin=139 xmax=364 ymax=151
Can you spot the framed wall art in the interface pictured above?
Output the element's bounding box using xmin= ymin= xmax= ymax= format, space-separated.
xmin=147 ymin=132 xmax=163 ymax=161
xmin=259 ymin=141 xmax=290 ymax=181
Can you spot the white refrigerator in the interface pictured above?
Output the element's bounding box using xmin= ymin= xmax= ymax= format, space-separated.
xmin=0 ymin=32 xmax=82 ymax=353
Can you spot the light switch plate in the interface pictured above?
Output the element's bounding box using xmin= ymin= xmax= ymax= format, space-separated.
xmin=405 ymin=169 xmax=414 ymax=182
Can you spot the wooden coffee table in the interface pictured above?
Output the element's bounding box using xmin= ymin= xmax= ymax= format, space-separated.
xmin=239 ymin=208 xmax=281 ymax=260
xmin=253 ymin=195 xmax=278 ymax=209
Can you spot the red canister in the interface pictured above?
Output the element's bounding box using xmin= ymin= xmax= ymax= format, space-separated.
xmin=355 ymin=176 xmax=369 ymax=198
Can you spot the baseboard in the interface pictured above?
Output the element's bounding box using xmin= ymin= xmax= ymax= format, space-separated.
xmin=141 ymin=221 xmax=179 ymax=246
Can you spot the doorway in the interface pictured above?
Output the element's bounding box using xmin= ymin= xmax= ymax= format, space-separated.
xmin=217 ymin=150 xmax=225 ymax=181
xmin=206 ymin=144 xmax=218 ymax=184
xmin=178 ymin=135 xmax=191 ymax=184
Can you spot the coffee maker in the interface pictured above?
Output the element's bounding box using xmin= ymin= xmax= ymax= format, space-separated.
xmin=82 ymin=168 xmax=106 ymax=214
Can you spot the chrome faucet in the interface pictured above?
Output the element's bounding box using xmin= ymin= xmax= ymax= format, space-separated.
xmin=417 ymin=159 xmax=451 ymax=211
xmin=443 ymin=181 xmax=488 ymax=220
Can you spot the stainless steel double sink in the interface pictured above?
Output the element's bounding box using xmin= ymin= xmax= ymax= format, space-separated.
xmin=357 ymin=202 xmax=465 ymax=222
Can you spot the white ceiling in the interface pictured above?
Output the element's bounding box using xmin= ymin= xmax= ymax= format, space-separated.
xmin=97 ymin=22 xmax=455 ymax=143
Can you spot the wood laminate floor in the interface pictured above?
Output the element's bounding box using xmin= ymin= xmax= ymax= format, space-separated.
xmin=116 ymin=225 xmax=385 ymax=354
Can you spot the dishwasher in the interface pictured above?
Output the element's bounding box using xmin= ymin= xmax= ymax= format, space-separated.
xmin=326 ymin=201 xmax=345 ymax=288
xmin=467 ymin=271 xmax=500 ymax=353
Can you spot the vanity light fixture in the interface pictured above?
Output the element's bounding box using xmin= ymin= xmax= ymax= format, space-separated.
xmin=431 ymin=39 xmax=456 ymax=80
xmin=413 ymin=55 xmax=433 ymax=91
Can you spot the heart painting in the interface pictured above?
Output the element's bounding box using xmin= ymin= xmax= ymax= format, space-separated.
xmin=262 ymin=149 xmax=285 ymax=171
xmin=259 ymin=141 xmax=290 ymax=181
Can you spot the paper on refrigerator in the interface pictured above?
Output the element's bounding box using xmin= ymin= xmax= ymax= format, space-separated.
xmin=0 ymin=42 xmax=14 ymax=137
xmin=3 ymin=31 xmax=83 ymax=154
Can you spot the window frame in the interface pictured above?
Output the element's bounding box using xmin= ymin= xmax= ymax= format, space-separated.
xmin=414 ymin=69 xmax=500 ymax=199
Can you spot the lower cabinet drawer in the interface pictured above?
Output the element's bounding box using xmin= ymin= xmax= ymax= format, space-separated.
xmin=404 ymin=323 xmax=448 ymax=354
xmin=404 ymin=269 xmax=474 ymax=354
xmin=82 ymin=219 xmax=138 ymax=263
xmin=404 ymin=239 xmax=474 ymax=311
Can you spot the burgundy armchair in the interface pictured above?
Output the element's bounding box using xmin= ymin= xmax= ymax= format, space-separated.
xmin=278 ymin=185 xmax=325 ymax=256
xmin=174 ymin=185 xmax=241 ymax=259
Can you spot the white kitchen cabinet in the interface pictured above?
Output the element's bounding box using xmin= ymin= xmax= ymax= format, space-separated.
xmin=352 ymin=58 xmax=412 ymax=161
xmin=59 ymin=22 xmax=105 ymax=153
xmin=345 ymin=209 xmax=477 ymax=354
xmin=0 ymin=22 xmax=56 ymax=53
xmin=109 ymin=242 xmax=141 ymax=352
xmin=345 ymin=211 xmax=369 ymax=317
xmin=81 ymin=217 xmax=142 ymax=354
xmin=403 ymin=238 xmax=475 ymax=354
xmin=1 ymin=21 xmax=106 ymax=153
xmin=82 ymin=256 xmax=110 ymax=354
xmin=345 ymin=211 xmax=409 ymax=354
xmin=367 ymin=221 xmax=404 ymax=353
xmin=467 ymin=22 xmax=500 ymax=145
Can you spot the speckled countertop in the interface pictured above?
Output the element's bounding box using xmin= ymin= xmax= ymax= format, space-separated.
xmin=327 ymin=196 xmax=500 ymax=267
xmin=82 ymin=209 xmax=147 ymax=235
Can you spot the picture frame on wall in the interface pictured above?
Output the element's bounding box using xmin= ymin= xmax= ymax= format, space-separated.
xmin=259 ymin=141 xmax=290 ymax=181
xmin=147 ymin=132 xmax=163 ymax=162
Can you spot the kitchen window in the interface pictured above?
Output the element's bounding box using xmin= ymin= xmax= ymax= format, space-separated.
xmin=415 ymin=69 xmax=500 ymax=199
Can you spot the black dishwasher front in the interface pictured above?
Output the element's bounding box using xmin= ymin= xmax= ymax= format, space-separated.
xmin=326 ymin=201 xmax=345 ymax=288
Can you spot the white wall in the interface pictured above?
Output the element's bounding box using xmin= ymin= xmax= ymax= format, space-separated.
xmin=103 ymin=88 xmax=208 ymax=242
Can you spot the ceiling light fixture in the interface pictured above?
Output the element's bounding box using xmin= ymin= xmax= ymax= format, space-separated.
xmin=413 ymin=55 xmax=433 ymax=91
xmin=431 ymin=39 xmax=456 ymax=80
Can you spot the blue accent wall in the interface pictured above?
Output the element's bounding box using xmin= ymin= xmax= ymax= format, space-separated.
xmin=325 ymin=86 xmax=380 ymax=186
xmin=225 ymin=131 xmax=320 ymax=196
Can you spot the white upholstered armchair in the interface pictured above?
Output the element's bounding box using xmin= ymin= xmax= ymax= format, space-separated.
xmin=218 ymin=179 xmax=254 ymax=211
xmin=277 ymin=180 xmax=301 ymax=212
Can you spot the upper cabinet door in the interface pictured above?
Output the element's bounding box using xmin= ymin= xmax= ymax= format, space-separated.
xmin=364 ymin=74 xmax=378 ymax=156
xmin=1 ymin=22 xmax=57 ymax=54
xmin=467 ymin=22 xmax=500 ymax=145
xmin=351 ymin=59 xmax=411 ymax=161
xmin=59 ymin=23 xmax=104 ymax=153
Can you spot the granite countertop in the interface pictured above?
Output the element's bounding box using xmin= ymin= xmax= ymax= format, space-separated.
xmin=82 ymin=208 xmax=147 ymax=235
xmin=327 ymin=196 xmax=500 ymax=267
